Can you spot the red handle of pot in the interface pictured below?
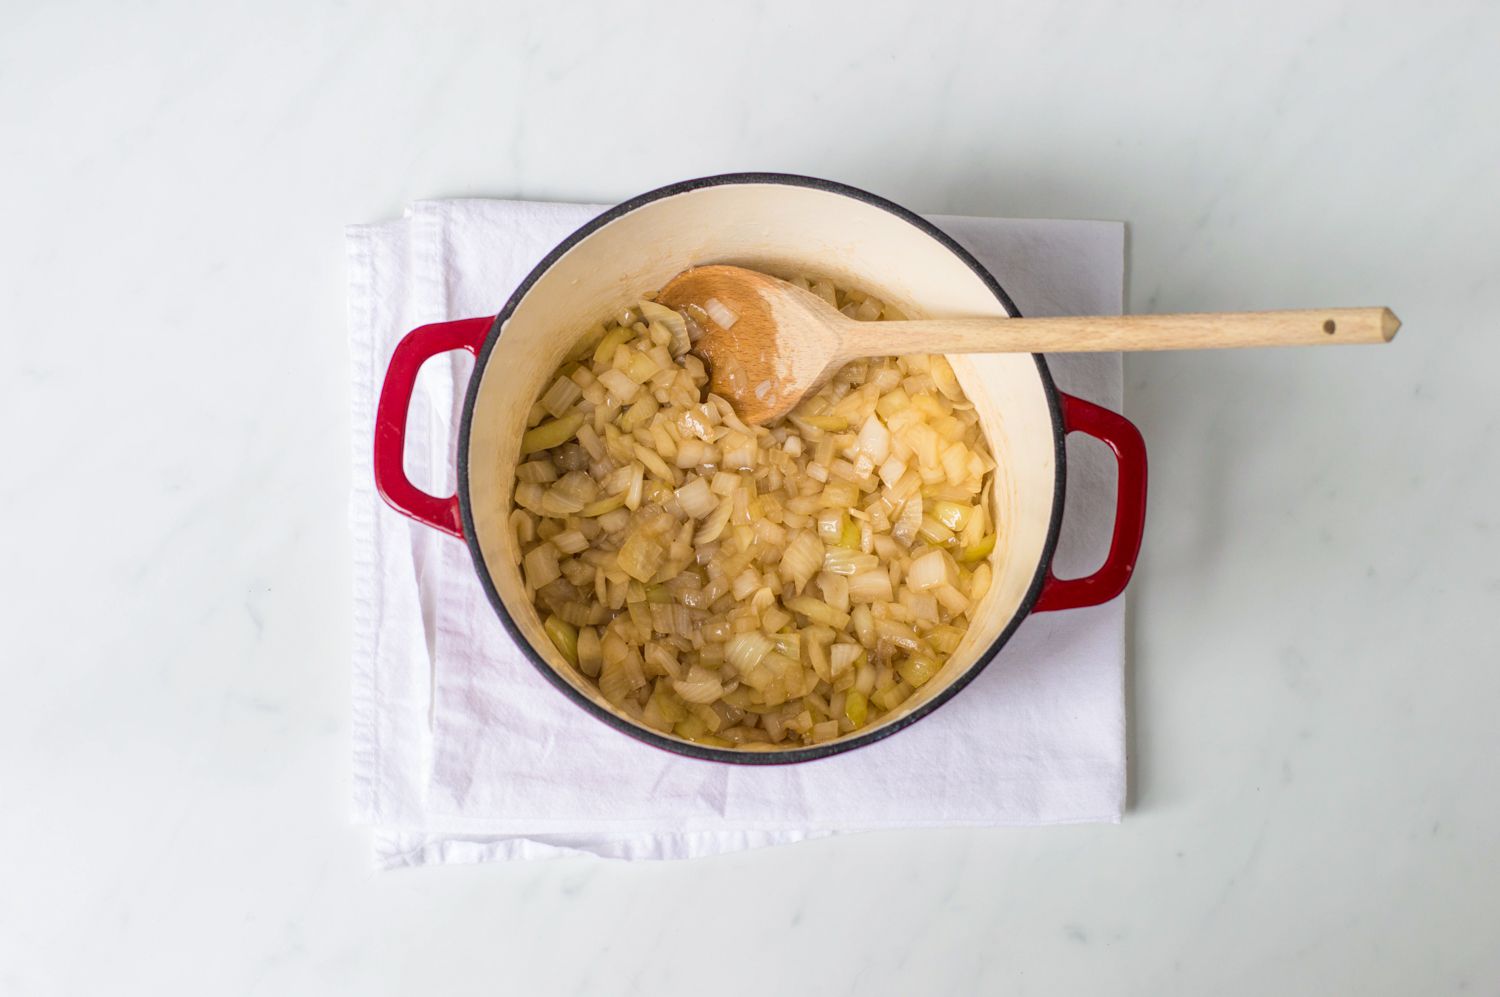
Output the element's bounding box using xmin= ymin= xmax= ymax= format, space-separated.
xmin=1033 ymin=392 xmax=1148 ymax=612
xmin=372 ymin=316 xmax=493 ymax=538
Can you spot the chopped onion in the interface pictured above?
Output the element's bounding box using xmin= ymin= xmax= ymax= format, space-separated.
xmin=960 ymin=532 xmax=996 ymax=565
xmin=829 ymin=642 xmax=861 ymax=677
xmin=593 ymin=326 xmax=631 ymax=366
xmin=624 ymin=350 xmax=658 ymax=383
xmin=798 ymin=414 xmax=848 ymax=432
xmin=785 ymin=595 xmax=851 ymax=629
xmin=904 ymin=590 xmax=939 ymax=623
xmin=565 ymin=628 xmax=599 ymax=680
xmin=550 ymin=470 xmax=598 ymax=509
xmin=930 ymin=355 xmax=964 ymax=401
xmin=970 ymin=563 xmax=992 ymax=603
xmin=721 ymin=433 xmax=755 ymax=471
xmin=674 ymin=438 xmax=706 ymax=469
xmin=843 ymin=688 xmax=869 ymax=726
xmin=918 ymin=516 xmax=956 ymax=547
xmin=811 ymin=720 xmax=841 ymax=743
xmin=598 ymin=510 xmax=630 ymax=540
xmin=551 ymin=529 xmax=588 ymax=555
xmin=510 ymin=509 xmax=535 ymax=547
xmin=934 ymin=583 xmax=970 ymax=616
xmin=624 ymin=462 xmax=645 ymax=511
xmin=932 ymin=500 xmax=973 ymax=532
xmin=523 ymin=542 xmax=561 ymax=589
xmin=891 ymin=493 xmax=923 ymax=546
xmin=597 ymin=367 xmax=640 ymax=403
xmin=876 ymin=620 xmax=921 ymax=652
xmin=771 ymin=632 xmax=802 ymax=662
xmin=856 ymin=415 xmax=891 ymax=464
xmin=731 ymin=568 xmax=761 ymax=601
xmin=598 ymin=655 xmax=630 ymax=705
xmin=617 ymin=532 xmax=664 ymax=583
xmin=906 ymin=547 xmax=957 ymax=592
xmin=725 ymin=632 xmax=774 ymax=673
xmin=818 ymin=572 xmax=850 ymax=614
xmin=872 ymin=682 xmax=912 ymax=712
xmin=633 ymin=443 xmax=675 ymax=483
xmin=540 ymin=375 xmax=583 ymax=418
xmin=694 ymin=498 xmax=733 ymax=545
xmin=876 ymin=387 xmax=910 ymax=420
xmin=780 ymin=531 xmax=824 ymax=592
xmin=847 ymin=570 xmax=894 ymax=604
xmin=516 ymin=460 xmax=558 ymax=484
xmin=543 ymin=615 xmax=578 ymax=666
xmin=639 ymin=300 xmax=691 ymax=356
xmin=512 ymin=482 xmax=544 ymax=514
xmin=822 ymin=548 xmax=878 ymax=576
xmin=704 ymin=296 xmax=739 ymax=330
xmin=675 ymin=477 xmax=716 ymax=519
xmin=514 ymin=272 xmax=995 ymax=749
xmin=941 ymin=441 xmax=970 ymax=484
xmin=579 ymin=491 xmax=626 ymax=518
xmin=644 ymin=642 xmax=684 ymax=679
xmin=521 ymin=412 xmax=584 ymax=455
xmin=673 ymin=666 xmax=725 ymax=704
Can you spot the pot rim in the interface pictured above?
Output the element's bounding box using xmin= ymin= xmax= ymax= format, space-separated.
xmin=456 ymin=172 xmax=1067 ymax=765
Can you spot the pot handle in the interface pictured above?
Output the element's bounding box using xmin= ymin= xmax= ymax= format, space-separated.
xmin=372 ymin=316 xmax=494 ymax=538
xmin=1033 ymin=392 xmax=1148 ymax=612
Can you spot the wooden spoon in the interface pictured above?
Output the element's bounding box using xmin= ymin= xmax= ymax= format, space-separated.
xmin=656 ymin=265 xmax=1401 ymax=425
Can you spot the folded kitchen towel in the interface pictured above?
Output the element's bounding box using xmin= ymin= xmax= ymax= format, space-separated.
xmin=347 ymin=197 xmax=1127 ymax=867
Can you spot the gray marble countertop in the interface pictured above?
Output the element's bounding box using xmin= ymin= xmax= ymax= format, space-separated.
xmin=3 ymin=1 xmax=1497 ymax=994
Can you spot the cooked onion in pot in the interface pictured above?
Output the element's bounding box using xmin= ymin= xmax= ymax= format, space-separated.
xmin=513 ymin=276 xmax=997 ymax=748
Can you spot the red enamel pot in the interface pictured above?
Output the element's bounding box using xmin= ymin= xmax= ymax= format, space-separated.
xmin=373 ymin=173 xmax=1146 ymax=764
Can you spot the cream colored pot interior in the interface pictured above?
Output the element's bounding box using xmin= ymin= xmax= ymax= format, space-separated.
xmin=466 ymin=182 xmax=1058 ymax=749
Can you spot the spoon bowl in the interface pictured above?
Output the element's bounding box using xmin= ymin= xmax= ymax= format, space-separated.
xmin=657 ymin=265 xmax=851 ymax=424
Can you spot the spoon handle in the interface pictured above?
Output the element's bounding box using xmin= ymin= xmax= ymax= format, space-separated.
xmin=839 ymin=307 xmax=1400 ymax=357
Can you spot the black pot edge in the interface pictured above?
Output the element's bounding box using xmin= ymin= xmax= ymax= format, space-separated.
xmin=456 ymin=171 xmax=1067 ymax=765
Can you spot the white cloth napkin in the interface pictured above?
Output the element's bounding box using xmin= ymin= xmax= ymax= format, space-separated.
xmin=348 ymin=198 xmax=1127 ymax=867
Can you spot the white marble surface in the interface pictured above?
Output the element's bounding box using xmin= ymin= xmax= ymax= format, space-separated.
xmin=2 ymin=1 xmax=1497 ymax=993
